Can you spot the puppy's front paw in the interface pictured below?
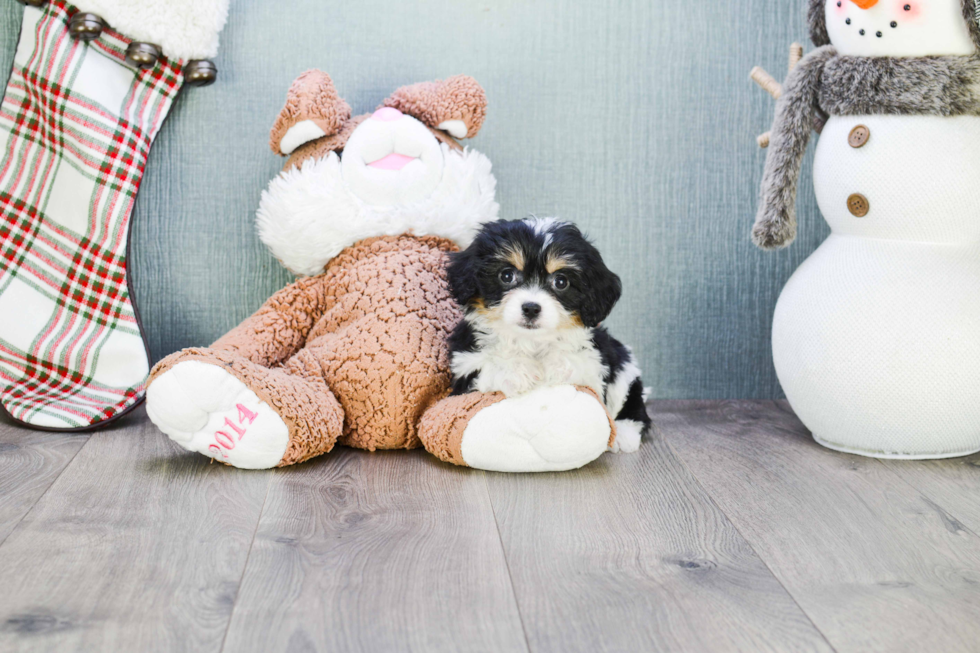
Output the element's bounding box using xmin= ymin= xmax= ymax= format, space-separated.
xmin=609 ymin=419 xmax=643 ymax=454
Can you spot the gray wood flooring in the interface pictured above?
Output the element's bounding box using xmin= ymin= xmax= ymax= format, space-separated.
xmin=2 ymin=400 xmax=979 ymax=652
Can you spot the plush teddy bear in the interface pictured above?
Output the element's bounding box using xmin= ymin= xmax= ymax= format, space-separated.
xmin=145 ymin=71 xmax=617 ymax=472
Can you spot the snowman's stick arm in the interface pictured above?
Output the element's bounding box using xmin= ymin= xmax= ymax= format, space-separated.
xmin=751 ymin=67 xmax=783 ymax=100
xmin=752 ymin=43 xmax=808 ymax=148
xmin=753 ymin=46 xmax=838 ymax=250
xmin=750 ymin=69 xmax=781 ymax=148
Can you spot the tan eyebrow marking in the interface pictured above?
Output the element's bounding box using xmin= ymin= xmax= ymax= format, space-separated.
xmin=500 ymin=246 xmax=525 ymax=270
xmin=546 ymin=253 xmax=578 ymax=274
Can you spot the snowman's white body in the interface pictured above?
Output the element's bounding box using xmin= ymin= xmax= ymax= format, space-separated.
xmin=773 ymin=114 xmax=980 ymax=457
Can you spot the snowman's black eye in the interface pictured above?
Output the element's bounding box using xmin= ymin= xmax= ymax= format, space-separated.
xmin=904 ymin=4 xmax=911 ymax=10
xmin=837 ymin=1 xmax=841 ymax=5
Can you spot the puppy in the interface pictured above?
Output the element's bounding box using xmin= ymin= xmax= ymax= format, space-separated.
xmin=447 ymin=217 xmax=651 ymax=453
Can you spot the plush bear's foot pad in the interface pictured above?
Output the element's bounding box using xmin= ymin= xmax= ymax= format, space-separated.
xmin=460 ymin=385 xmax=611 ymax=472
xmin=146 ymin=361 xmax=289 ymax=469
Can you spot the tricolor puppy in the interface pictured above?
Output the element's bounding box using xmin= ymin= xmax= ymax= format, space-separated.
xmin=447 ymin=218 xmax=651 ymax=453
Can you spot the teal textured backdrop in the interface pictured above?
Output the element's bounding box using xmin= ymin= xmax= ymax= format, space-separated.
xmin=0 ymin=0 xmax=829 ymax=399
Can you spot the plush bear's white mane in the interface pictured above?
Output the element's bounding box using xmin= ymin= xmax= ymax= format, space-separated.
xmin=256 ymin=144 xmax=499 ymax=277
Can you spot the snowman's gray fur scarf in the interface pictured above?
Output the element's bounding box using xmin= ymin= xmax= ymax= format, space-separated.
xmin=754 ymin=46 xmax=836 ymax=249
xmin=821 ymin=55 xmax=980 ymax=116
xmin=754 ymin=49 xmax=980 ymax=249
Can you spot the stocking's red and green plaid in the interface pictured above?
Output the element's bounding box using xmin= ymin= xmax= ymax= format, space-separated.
xmin=0 ymin=0 xmax=183 ymax=429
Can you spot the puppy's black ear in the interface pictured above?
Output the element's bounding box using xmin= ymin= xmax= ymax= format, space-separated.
xmin=447 ymin=247 xmax=481 ymax=307
xmin=579 ymin=263 xmax=622 ymax=328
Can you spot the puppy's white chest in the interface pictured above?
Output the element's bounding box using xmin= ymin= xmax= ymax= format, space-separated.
xmin=458 ymin=329 xmax=605 ymax=398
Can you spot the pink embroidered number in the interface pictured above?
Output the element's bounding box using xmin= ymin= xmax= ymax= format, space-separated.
xmin=237 ymin=403 xmax=258 ymax=425
xmin=214 ymin=430 xmax=235 ymax=449
xmin=208 ymin=403 xmax=259 ymax=460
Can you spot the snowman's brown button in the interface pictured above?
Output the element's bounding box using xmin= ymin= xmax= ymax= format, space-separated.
xmin=848 ymin=125 xmax=870 ymax=148
xmin=847 ymin=193 xmax=870 ymax=217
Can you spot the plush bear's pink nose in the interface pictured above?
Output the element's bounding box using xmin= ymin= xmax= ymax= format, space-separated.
xmin=372 ymin=107 xmax=403 ymax=122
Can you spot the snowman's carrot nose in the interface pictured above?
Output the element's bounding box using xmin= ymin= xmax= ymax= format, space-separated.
xmin=851 ymin=0 xmax=880 ymax=8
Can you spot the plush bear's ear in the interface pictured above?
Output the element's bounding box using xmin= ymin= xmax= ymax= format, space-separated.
xmin=382 ymin=75 xmax=487 ymax=140
xmin=269 ymin=70 xmax=352 ymax=156
xmin=447 ymin=246 xmax=482 ymax=307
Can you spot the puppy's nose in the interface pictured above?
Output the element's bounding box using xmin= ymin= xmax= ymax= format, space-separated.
xmin=522 ymin=302 xmax=542 ymax=319
xmin=372 ymin=107 xmax=403 ymax=121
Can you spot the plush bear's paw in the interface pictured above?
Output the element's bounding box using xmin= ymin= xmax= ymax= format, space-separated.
xmin=146 ymin=361 xmax=289 ymax=469
xmin=459 ymin=385 xmax=611 ymax=472
xmin=608 ymin=419 xmax=643 ymax=454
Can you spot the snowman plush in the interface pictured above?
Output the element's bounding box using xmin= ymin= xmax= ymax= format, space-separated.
xmin=754 ymin=0 xmax=980 ymax=458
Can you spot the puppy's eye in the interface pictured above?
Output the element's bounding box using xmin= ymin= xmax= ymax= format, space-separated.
xmin=499 ymin=268 xmax=520 ymax=286
xmin=551 ymin=273 xmax=569 ymax=291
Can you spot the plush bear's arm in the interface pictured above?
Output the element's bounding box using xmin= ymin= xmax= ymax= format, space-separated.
xmin=417 ymin=386 xmax=616 ymax=471
xmin=753 ymin=45 xmax=836 ymax=250
xmin=209 ymin=275 xmax=329 ymax=367
xmin=417 ymin=391 xmax=506 ymax=466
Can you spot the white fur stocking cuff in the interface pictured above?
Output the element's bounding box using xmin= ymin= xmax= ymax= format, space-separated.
xmin=71 ymin=0 xmax=230 ymax=60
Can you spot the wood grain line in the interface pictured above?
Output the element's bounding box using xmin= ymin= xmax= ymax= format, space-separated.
xmin=663 ymin=400 xmax=980 ymax=653
xmin=483 ymin=473 xmax=533 ymax=652
xmin=0 ymin=410 xmax=272 ymax=653
xmin=0 ymin=415 xmax=91 ymax=547
xmin=485 ymin=417 xmax=833 ymax=652
xmin=659 ymin=418 xmax=837 ymax=649
xmin=878 ymin=454 xmax=980 ymax=544
xmin=220 ymin=448 xmax=528 ymax=653
xmin=217 ymin=466 xmax=273 ymax=653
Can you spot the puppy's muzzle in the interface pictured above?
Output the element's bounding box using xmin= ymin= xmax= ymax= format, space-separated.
xmin=520 ymin=302 xmax=542 ymax=328
xmin=521 ymin=302 xmax=542 ymax=320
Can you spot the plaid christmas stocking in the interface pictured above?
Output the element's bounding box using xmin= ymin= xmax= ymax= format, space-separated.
xmin=0 ymin=0 xmax=226 ymax=430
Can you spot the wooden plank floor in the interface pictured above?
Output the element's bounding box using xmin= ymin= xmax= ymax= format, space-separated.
xmin=2 ymin=401 xmax=980 ymax=652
